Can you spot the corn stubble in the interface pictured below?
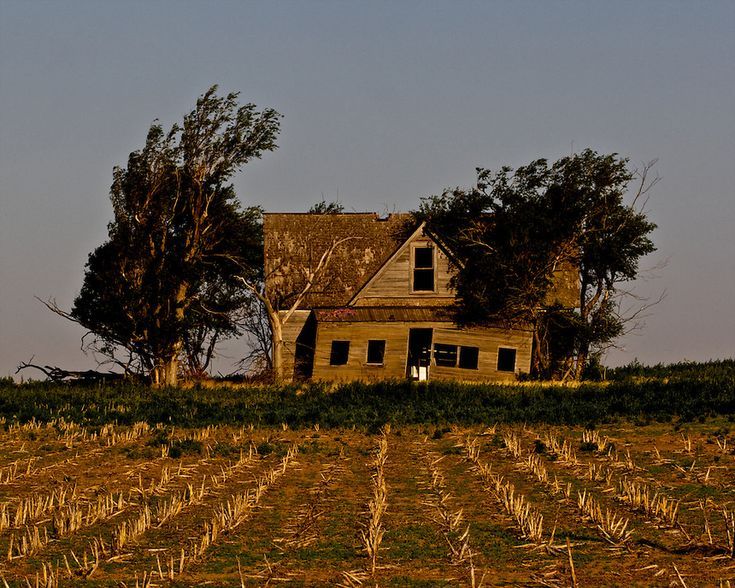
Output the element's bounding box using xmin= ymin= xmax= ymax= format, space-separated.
xmin=463 ymin=436 xmax=545 ymax=545
xmin=340 ymin=425 xmax=390 ymax=587
xmin=1 ymin=415 xmax=733 ymax=585
xmin=363 ymin=426 xmax=389 ymax=576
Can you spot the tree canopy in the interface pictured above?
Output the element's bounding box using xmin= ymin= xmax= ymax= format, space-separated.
xmin=308 ymin=198 xmax=345 ymax=214
xmin=71 ymin=86 xmax=281 ymax=385
xmin=417 ymin=149 xmax=657 ymax=379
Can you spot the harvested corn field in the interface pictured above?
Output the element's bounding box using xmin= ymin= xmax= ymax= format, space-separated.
xmin=0 ymin=419 xmax=734 ymax=586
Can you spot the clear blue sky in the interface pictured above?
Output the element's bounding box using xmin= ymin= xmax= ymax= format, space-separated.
xmin=1 ymin=0 xmax=733 ymax=378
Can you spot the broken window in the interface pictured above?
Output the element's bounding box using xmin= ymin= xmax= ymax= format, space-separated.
xmin=413 ymin=246 xmax=435 ymax=291
xmin=366 ymin=340 xmax=386 ymax=365
xmin=329 ymin=340 xmax=350 ymax=366
xmin=433 ymin=343 xmax=458 ymax=367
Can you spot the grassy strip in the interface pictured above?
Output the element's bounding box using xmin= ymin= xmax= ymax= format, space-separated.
xmin=1 ymin=360 xmax=733 ymax=428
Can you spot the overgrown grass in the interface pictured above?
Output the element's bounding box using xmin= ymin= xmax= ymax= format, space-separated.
xmin=607 ymin=358 xmax=735 ymax=381
xmin=1 ymin=360 xmax=732 ymax=428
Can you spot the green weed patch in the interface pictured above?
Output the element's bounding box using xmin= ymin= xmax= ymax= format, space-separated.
xmin=1 ymin=360 xmax=732 ymax=428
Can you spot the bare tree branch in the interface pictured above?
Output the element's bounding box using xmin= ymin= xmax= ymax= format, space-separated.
xmin=15 ymin=357 xmax=127 ymax=383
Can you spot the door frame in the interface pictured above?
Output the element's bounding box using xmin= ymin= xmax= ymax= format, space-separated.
xmin=406 ymin=328 xmax=433 ymax=380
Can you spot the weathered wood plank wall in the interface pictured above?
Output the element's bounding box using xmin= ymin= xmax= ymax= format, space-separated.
xmin=355 ymin=236 xmax=454 ymax=306
xmin=311 ymin=321 xmax=532 ymax=382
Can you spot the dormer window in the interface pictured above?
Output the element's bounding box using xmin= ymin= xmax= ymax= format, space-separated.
xmin=412 ymin=245 xmax=435 ymax=292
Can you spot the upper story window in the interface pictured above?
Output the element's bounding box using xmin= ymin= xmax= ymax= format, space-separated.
xmin=412 ymin=245 xmax=435 ymax=292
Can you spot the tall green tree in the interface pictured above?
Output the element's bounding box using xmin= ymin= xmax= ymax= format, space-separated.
xmin=417 ymin=149 xmax=657 ymax=379
xmin=71 ymin=86 xmax=280 ymax=385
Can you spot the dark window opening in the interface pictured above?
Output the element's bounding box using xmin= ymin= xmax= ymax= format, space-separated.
xmin=413 ymin=246 xmax=435 ymax=291
xmin=413 ymin=269 xmax=434 ymax=291
xmin=459 ymin=346 xmax=479 ymax=370
xmin=497 ymin=347 xmax=517 ymax=372
xmin=414 ymin=246 xmax=433 ymax=268
xmin=329 ymin=340 xmax=350 ymax=366
xmin=294 ymin=313 xmax=317 ymax=381
xmin=434 ymin=343 xmax=458 ymax=367
xmin=366 ymin=340 xmax=386 ymax=365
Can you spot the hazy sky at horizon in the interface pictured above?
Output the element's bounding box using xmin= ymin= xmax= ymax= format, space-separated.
xmin=1 ymin=1 xmax=733 ymax=378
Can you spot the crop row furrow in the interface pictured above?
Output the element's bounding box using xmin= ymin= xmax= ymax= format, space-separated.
xmin=461 ymin=435 xmax=545 ymax=545
xmin=339 ymin=425 xmax=390 ymax=588
xmin=417 ymin=440 xmax=483 ymax=587
xmin=0 ymin=423 xmax=153 ymax=490
xmin=153 ymin=444 xmax=300 ymax=582
xmin=36 ymin=444 xmax=262 ymax=581
xmin=525 ymin=427 xmax=732 ymax=548
xmin=246 ymin=456 xmax=347 ymax=584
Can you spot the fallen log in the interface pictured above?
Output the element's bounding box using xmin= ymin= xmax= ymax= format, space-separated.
xmin=16 ymin=360 xmax=128 ymax=383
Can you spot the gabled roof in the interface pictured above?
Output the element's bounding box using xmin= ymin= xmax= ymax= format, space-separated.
xmin=264 ymin=213 xmax=414 ymax=308
xmin=347 ymin=221 xmax=462 ymax=306
xmin=345 ymin=222 xmax=426 ymax=306
xmin=263 ymin=211 xmax=580 ymax=311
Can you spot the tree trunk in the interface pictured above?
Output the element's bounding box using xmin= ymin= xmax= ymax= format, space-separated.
xmin=152 ymin=344 xmax=181 ymax=387
xmin=531 ymin=328 xmax=543 ymax=378
xmin=574 ymin=345 xmax=588 ymax=381
xmin=575 ymin=279 xmax=590 ymax=381
xmin=271 ymin=318 xmax=284 ymax=384
xmin=155 ymin=283 xmax=187 ymax=387
xmin=531 ymin=314 xmax=552 ymax=380
xmin=163 ymin=355 xmax=179 ymax=386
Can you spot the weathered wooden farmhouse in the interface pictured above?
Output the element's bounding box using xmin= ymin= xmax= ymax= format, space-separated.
xmin=264 ymin=213 xmax=577 ymax=383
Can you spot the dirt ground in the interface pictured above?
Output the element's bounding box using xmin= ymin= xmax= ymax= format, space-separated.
xmin=0 ymin=419 xmax=734 ymax=587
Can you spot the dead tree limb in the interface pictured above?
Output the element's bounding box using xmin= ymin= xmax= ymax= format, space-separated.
xmin=15 ymin=358 xmax=126 ymax=383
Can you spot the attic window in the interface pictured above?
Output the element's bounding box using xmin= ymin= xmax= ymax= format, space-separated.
xmin=413 ymin=246 xmax=435 ymax=292
xmin=497 ymin=347 xmax=517 ymax=372
xmin=330 ymin=341 xmax=350 ymax=366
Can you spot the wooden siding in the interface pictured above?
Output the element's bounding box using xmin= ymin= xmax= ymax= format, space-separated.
xmin=311 ymin=321 xmax=532 ymax=383
xmin=353 ymin=232 xmax=455 ymax=307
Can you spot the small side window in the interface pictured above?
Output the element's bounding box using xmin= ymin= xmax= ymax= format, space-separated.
xmin=366 ymin=340 xmax=386 ymax=365
xmin=459 ymin=346 xmax=479 ymax=370
xmin=497 ymin=347 xmax=516 ymax=372
xmin=330 ymin=341 xmax=350 ymax=366
xmin=433 ymin=343 xmax=458 ymax=367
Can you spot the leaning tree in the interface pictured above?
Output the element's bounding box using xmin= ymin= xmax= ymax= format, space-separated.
xmin=68 ymin=86 xmax=280 ymax=385
xmin=417 ymin=149 xmax=658 ymax=379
